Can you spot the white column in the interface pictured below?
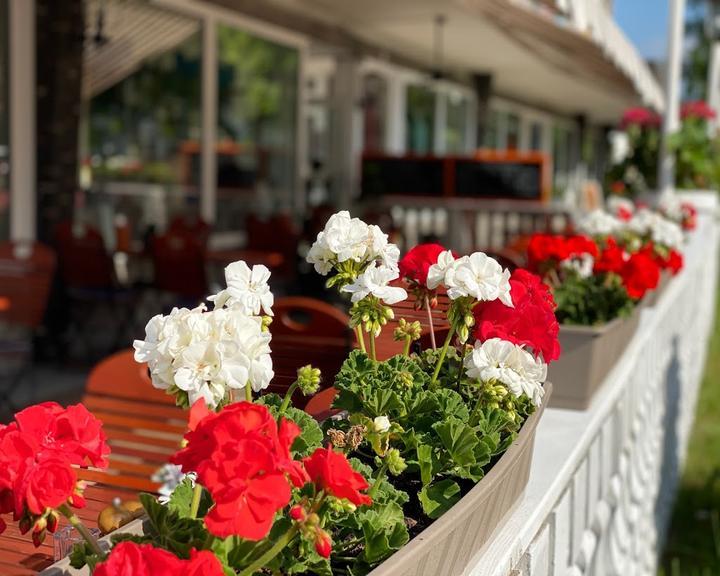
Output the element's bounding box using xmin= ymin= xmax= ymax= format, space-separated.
xmin=658 ymin=0 xmax=686 ymax=194
xmin=385 ymin=74 xmax=406 ymax=154
xmin=9 ymin=0 xmax=36 ymax=242
xmin=434 ymin=91 xmax=447 ymax=155
xmin=200 ymin=16 xmax=218 ymax=223
xmin=330 ymin=54 xmax=359 ymax=208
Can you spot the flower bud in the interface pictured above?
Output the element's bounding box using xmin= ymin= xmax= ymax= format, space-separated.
xmin=314 ymin=528 xmax=332 ymax=559
xmin=289 ymin=505 xmax=307 ymax=522
xmin=306 ymin=512 xmax=320 ymax=527
xmin=33 ymin=516 xmax=47 ymax=534
xmin=372 ymin=415 xmax=391 ymax=434
xmin=430 ymin=295 xmax=438 ymax=309
xmin=32 ymin=528 xmax=46 ymax=548
xmin=46 ymin=511 xmax=59 ymax=533
xmin=386 ymin=448 xmax=407 ymax=476
xmin=261 ymin=315 xmax=273 ymax=332
xmin=19 ymin=516 xmax=31 ymax=535
xmin=297 ymin=365 xmax=322 ymax=395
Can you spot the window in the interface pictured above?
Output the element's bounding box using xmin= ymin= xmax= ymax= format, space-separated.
xmin=406 ymin=85 xmax=435 ymax=154
xmin=530 ymin=122 xmax=544 ymax=152
xmin=85 ymin=1 xmax=202 ymax=237
xmin=216 ymin=24 xmax=299 ymax=230
xmin=0 ymin=0 xmax=8 ymax=241
xmin=445 ymin=93 xmax=468 ymax=154
xmin=506 ymin=113 xmax=520 ymax=150
xmin=483 ymin=110 xmax=500 ymax=149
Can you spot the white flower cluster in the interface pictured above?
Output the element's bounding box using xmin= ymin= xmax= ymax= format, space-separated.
xmin=657 ymin=192 xmax=691 ymax=227
xmin=133 ymin=261 xmax=275 ymax=409
xmin=464 ymin=338 xmax=546 ymax=406
xmin=427 ymin=250 xmax=513 ymax=305
xmin=560 ymin=253 xmax=595 ymax=279
xmin=342 ymin=261 xmax=407 ymax=304
xmin=627 ymin=208 xmax=684 ymax=250
xmin=306 ymin=211 xmax=400 ymax=275
xmin=576 ymin=209 xmax=623 ymax=237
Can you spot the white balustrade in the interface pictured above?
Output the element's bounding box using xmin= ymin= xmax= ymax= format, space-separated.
xmin=464 ymin=191 xmax=719 ymax=576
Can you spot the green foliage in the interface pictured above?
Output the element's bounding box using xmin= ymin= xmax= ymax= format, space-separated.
xmin=166 ymin=478 xmax=212 ymax=518
xmin=258 ymin=393 xmax=324 ymax=458
xmin=331 ymin=350 xmax=529 ymax=519
xmin=669 ymin=118 xmax=718 ymax=190
xmin=553 ymin=272 xmax=634 ymax=326
xmin=605 ymin=122 xmax=660 ymax=196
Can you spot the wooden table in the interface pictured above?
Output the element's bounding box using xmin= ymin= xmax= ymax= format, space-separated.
xmin=0 ymin=484 xmax=136 ymax=575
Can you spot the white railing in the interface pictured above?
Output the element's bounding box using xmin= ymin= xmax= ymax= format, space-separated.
xmin=465 ymin=191 xmax=719 ymax=576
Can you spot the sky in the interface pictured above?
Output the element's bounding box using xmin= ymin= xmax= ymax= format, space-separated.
xmin=614 ymin=0 xmax=670 ymax=61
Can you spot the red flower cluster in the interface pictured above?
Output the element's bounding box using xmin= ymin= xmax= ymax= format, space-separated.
xmin=171 ymin=400 xmax=308 ymax=541
xmin=527 ymin=234 xmax=598 ymax=271
xmin=399 ymin=243 xmax=446 ymax=287
xmin=303 ymin=447 xmax=372 ymax=507
xmin=681 ymin=100 xmax=717 ymax=121
xmin=94 ymin=541 xmax=224 ymax=576
xmin=0 ymin=403 xmax=110 ymax=545
xmin=620 ymin=107 xmax=661 ymax=129
xmin=681 ymin=202 xmax=697 ymax=231
xmin=648 ymin=245 xmax=683 ymax=276
xmin=474 ymin=269 xmax=560 ymax=362
xmin=620 ymin=250 xmax=661 ymax=299
xmin=593 ymin=238 xmax=627 ymax=275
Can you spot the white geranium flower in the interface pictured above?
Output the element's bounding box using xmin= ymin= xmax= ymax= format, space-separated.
xmin=576 ymin=209 xmax=623 ymax=237
xmin=368 ymin=225 xmax=400 ymax=270
xmin=321 ymin=210 xmax=370 ymax=263
xmin=446 ymin=252 xmax=513 ymax=306
xmin=628 ymin=208 xmax=684 ymax=250
xmin=173 ymin=341 xmax=226 ymax=407
xmin=658 ymin=192 xmax=684 ymax=223
xmin=561 ymin=254 xmax=595 ymax=279
xmin=464 ymin=338 xmax=546 ymax=406
xmin=426 ymin=250 xmax=457 ymax=290
xmin=306 ymin=231 xmax=335 ymax=275
xmin=342 ymin=262 xmax=407 ymax=304
xmin=607 ymin=196 xmax=635 ymax=218
xmin=210 ymin=260 xmax=274 ymax=316
xmin=373 ymin=415 xmax=391 ymax=433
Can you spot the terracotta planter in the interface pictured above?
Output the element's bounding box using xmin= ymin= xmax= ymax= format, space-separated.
xmin=368 ymin=382 xmax=551 ymax=576
xmin=43 ymin=387 xmax=551 ymax=576
xmin=547 ymin=305 xmax=642 ymax=410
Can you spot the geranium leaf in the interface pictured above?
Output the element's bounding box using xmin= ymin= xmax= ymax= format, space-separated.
xmin=418 ymin=479 xmax=461 ymax=519
xmin=359 ymin=502 xmax=409 ymax=564
xmin=432 ymin=417 xmax=478 ymax=467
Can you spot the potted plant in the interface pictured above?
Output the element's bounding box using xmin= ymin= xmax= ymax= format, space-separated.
xmin=15 ymin=212 xmax=558 ymax=576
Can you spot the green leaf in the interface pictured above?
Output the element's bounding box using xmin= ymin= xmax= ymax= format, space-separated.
xmin=417 ymin=443 xmax=437 ymax=486
xmin=435 ymin=388 xmax=470 ymax=422
xmin=359 ymin=502 xmax=409 ymax=564
xmin=257 ymin=396 xmax=324 ymax=457
xmin=432 ymin=417 xmax=478 ymax=467
xmin=418 ymin=479 xmax=461 ymax=519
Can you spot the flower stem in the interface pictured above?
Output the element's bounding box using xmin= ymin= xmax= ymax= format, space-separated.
xmin=355 ymin=326 xmax=367 ymax=353
xmin=279 ymin=381 xmax=299 ymax=415
xmin=430 ymin=327 xmax=455 ymax=386
xmin=237 ymin=525 xmax=299 ymax=576
xmin=189 ymin=483 xmax=203 ymax=519
xmin=245 ymin=382 xmax=253 ymax=402
xmin=369 ymin=331 xmax=377 ymax=361
xmin=424 ymin=295 xmax=436 ymax=350
xmin=368 ymin=460 xmax=389 ymax=499
xmin=58 ymin=504 xmax=105 ymax=559
xmin=403 ymin=337 xmax=411 ymax=356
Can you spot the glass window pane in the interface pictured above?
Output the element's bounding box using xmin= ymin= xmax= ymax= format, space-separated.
xmin=530 ymin=122 xmax=543 ymax=151
xmin=506 ymin=113 xmax=520 ymax=150
xmin=85 ymin=1 xmax=202 ymax=241
xmin=216 ymin=25 xmax=298 ymax=231
xmin=445 ymin=93 xmax=468 ymax=154
xmin=483 ymin=110 xmax=499 ymax=149
xmin=0 ymin=0 xmax=8 ymax=241
xmin=362 ymin=73 xmax=386 ymax=153
xmin=406 ymin=85 xmax=435 ymax=154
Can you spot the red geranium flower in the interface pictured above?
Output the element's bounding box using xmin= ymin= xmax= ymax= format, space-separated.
xmin=303 ymin=447 xmax=372 ymax=507
xmin=184 ymin=549 xmax=225 ymax=576
xmin=14 ymin=455 xmax=77 ymax=516
xmin=681 ymin=100 xmax=716 ymax=120
xmin=398 ymin=243 xmax=447 ymax=287
xmin=682 ymin=202 xmax=697 ymax=231
xmin=620 ymin=251 xmax=660 ymax=299
xmin=620 ymin=107 xmax=662 ymax=129
xmin=171 ymin=401 xmax=308 ymax=541
xmin=527 ymin=234 xmax=598 ymax=272
xmin=94 ymin=541 xmax=183 ymax=576
xmin=474 ymin=269 xmax=560 ymax=362
xmin=593 ymin=238 xmax=627 ymax=275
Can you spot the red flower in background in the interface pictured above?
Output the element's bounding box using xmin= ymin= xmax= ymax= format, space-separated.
xmin=399 ymin=243 xmax=447 ymax=287
xmin=474 ymin=269 xmax=560 ymax=362
xmin=527 ymin=234 xmax=598 ymax=272
xmin=620 ymin=251 xmax=660 ymax=299
xmin=620 ymin=107 xmax=662 ymax=129
xmin=650 ymin=246 xmax=684 ymax=276
xmin=184 ymin=549 xmax=226 ymax=576
xmin=593 ymin=238 xmax=627 ymax=275
xmin=171 ymin=401 xmax=308 ymax=541
xmin=682 ymin=203 xmax=697 ymax=231
xmin=303 ymin=447 xmax=372 ymax=507
xmin=94 ymin=541 xmax=225 ymax=576
xmin=681 ymin=100 xmax=716 ymax=120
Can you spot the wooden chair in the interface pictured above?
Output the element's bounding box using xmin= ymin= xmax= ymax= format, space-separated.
xmin=151 ymin=230 xmax=208 ymax=301
xmin=54 ymin=221 xmax=114 ymax=290
xmin=268 ymin=297 xmax=352 ymax=406
xmin=0 ymin=242 xmax=56 ymax=414
xmin=246 ymin=214 xmax=300 ymax=280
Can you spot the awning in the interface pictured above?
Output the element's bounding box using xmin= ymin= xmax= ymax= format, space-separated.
xmin=83 ymin=0 xmax=200 ymax=99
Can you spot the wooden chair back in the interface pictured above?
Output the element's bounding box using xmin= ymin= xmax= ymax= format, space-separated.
xmin=0 ymin=241 xmax=56 ymax=329
xmin=152 ymin=230 xmax=208 ymax=298
xmin=55 ymin=221 xmax=114 ymax=289
xmin=268 ymin=297 xmax=351 ymax=405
